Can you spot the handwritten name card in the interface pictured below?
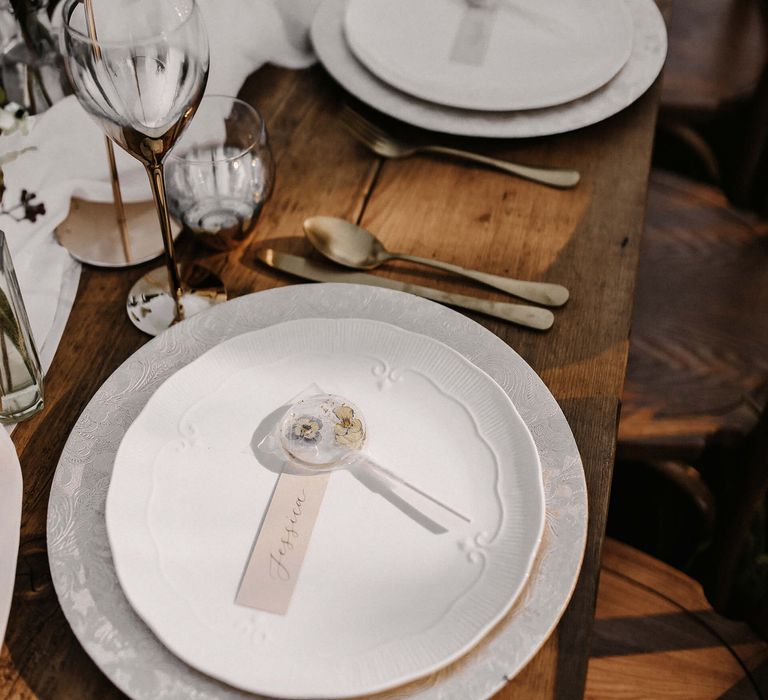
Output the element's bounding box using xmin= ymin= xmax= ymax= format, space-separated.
xmin=236 ymin=471 xmax=330 ymax=614
xmin=450 ymin=4 xmax=498 ymax=67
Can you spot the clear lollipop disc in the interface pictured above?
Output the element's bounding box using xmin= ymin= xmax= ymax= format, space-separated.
xmin=278 ymin=394 xmax=366 ymax=468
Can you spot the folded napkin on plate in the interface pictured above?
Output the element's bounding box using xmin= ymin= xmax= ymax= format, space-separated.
xmin=0 ymin=0 xmax=321 ymax=367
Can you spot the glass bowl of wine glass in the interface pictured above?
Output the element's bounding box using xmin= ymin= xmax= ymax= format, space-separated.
xmin=165 ymin=95 xmax=274 ymax=251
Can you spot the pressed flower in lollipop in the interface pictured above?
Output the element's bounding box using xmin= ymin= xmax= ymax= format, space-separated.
xmin=268 ymin=391 xmax=468 ymax=527
xmin=278 ymin=394 xmax=367 ymax=468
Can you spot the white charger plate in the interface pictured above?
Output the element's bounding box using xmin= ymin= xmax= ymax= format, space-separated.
xmin=48 ymin=284 xmax=587 ymax=700
xmin=344 ymin=0 xmax=633 ymax=111
xmin=312 ymin=0 xmax=667 ymax=138
xmin=105 ymin=317 xmax=545 ymax=698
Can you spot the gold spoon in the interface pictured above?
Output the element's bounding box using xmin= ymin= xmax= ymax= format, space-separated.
xmin=304 ymin=216 xmax=570 ymax=308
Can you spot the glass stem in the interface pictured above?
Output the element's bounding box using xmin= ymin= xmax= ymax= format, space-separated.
xmin=145 ymin=164 xmax=184 ymax=322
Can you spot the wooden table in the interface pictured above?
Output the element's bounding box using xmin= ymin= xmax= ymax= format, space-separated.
xmin=0 ymin=24 xmax=667 ymax=699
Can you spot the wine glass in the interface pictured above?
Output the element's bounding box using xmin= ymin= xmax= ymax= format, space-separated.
xmin=60 ymin=0 xmax=226 ymax=336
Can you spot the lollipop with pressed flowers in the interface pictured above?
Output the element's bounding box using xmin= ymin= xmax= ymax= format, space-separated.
xmin=279 ymin=394 xmax=366 ymax=468
xmin=274 ymin=393 xmax=470 ymax=526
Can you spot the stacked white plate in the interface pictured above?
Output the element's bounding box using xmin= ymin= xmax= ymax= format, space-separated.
xmin=311 ymin=0 xmax=668 ymax=137
xmin=48 ymin=284 xmax=588 ymax=700
xmin=107 ymin=315 xmax=546 ymax=698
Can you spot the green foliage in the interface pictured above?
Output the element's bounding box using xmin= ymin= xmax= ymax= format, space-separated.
xmin=0 ymin=285 xmax=26 ymax=359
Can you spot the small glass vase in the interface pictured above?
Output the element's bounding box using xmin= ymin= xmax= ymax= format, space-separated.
xmin=0 ymin=230 xmax=43 ymax=423
xmin=0 ymin=2 xmax=69 ymax=114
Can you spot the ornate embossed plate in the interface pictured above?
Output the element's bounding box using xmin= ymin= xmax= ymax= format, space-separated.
xmin=105 ymin=317 xmax=545 ymax=698
xmin=344 ymin=0 xmax=633 ymax=111
xmin=311 ymin=0 xmax=667 ymax=137
xmin=48 ymin=284 xmax=587 ymax=700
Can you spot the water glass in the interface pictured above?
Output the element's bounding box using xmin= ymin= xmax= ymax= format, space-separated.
xmin=166 ymin=95 xmax=274 ymax=251
xmin=0 ymin=231 xmax=43 ymax=423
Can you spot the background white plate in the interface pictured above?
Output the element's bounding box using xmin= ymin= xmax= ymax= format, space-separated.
xmin=312 ymin=0 xmax=667 ymax=138
xmin=48 ymin=284 xmax=587 ymax=700
xmin=344 ymin=0 xmax=633 ymax=111
xmin=106 ymin=318 xmax=545 ymax=698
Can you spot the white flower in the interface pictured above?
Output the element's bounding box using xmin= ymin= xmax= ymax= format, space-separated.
xmin=0 ymin=103 xmax=29 ymax=136
xmin=0 ymin=110 xmax=15 ymax=132
xmin=333 ymin=404 xmax=364 ymax=449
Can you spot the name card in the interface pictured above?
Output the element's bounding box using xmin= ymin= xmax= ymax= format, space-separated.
xmin=450 ymin=5 xmax=498 ymax=67
xmin=236 ymin=471 xmax=330 ymax=614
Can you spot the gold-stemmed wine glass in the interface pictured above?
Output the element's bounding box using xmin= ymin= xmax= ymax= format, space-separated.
xmin=60 ymin=0 xmax=226 ymax=336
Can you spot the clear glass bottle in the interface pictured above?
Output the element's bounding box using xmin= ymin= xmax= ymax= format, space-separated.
xmin=0 ymin=230 xmax=43 ymax=422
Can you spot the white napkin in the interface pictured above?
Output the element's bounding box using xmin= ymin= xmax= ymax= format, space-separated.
xmin=0 ymin=100 xmax=147 ymax=355
xmin=0 ymin=426 xmax=21 ymax=645
xmin=0 ymin=0 xmax=320 ymax=364
xmin=202 ymin=0 xmax=322 ymax=94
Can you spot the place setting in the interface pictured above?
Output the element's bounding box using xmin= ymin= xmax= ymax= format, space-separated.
xmin=0 ymin=0 xmax=672 ymax=698
xmin=311 ymin=0 xmax=667 ymax=138
xmin=45 ymin=0 xmax=584 ymax=687
xmin=48 ymin=282 xmax=586 ymax=700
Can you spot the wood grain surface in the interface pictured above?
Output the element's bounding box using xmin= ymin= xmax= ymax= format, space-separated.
xmin=619 ymin=171 xmax=768 ymax=461
xmin=0 ymin=16 xmax=667 ymax=698
xmin=586 ymin=539 xmax=768 ymax=699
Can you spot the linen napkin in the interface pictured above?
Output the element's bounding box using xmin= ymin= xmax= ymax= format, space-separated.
xmin=0 ymin=0 xmax=321 ymax=365
xmin=0 ymin=426 xmax=21 ymax=645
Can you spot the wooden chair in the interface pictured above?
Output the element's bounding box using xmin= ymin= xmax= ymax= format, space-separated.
xmin=661 ymin=0 xmax=766 ymax=117
xmin=655 ymin=0 xmax=768 ymax=202
xmin=619 ymin=171 xmax=768 ymax=462
xmin=586 ymin=538 xmax=768 ymax=699
xmin=615 ymin=0 xmax=768 ymax=620
xmin=616 ymin=170 xmax=768 ymax=620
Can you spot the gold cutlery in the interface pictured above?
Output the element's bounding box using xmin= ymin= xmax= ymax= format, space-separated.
xmin=304 ymin=216 xmax=569 ymax=307
xmin=340 ymin=106 xmax=581 ymax=189
xmin=256 ymin=248 xmax=555 ymax=331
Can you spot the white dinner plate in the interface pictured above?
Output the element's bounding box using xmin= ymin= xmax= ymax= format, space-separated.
xmin=105 ymin=317 xmax=545 ymax=698
xmin=48 ymin=284 xmax=587 ymax=700
xmin=344 ymin=0 xmax=633 ymax=112
xmin=312 ymin=0 xmax=667 ymax=138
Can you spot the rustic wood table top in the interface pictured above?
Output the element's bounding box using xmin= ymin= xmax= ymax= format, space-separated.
xmin=0 ymin=14 xmax=668 ymax=697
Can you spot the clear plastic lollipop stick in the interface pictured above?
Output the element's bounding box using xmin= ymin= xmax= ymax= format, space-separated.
xmin=276 ymin=394 xmax=471 ymax=528
xmin=365 ymin=461 xmax=471 ymax=523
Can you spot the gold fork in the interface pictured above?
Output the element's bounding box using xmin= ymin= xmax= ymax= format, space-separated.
xmin=340 ymin=106 xmax=581 ymax=189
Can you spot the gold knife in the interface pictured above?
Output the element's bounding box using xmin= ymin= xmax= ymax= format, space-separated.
xmin=256 ymin=248 xmax=554 ymax=331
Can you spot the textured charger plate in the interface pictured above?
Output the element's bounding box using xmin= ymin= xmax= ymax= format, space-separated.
xmin=344 ymin=0 xmax=633 ymax=111
xmin=312 ymin=0 xmax=666 ymax=138
xmin=106 ymin=318 xmax=545 ymax=698
xmin=48 ymin=284 xmax=587 ymax=700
